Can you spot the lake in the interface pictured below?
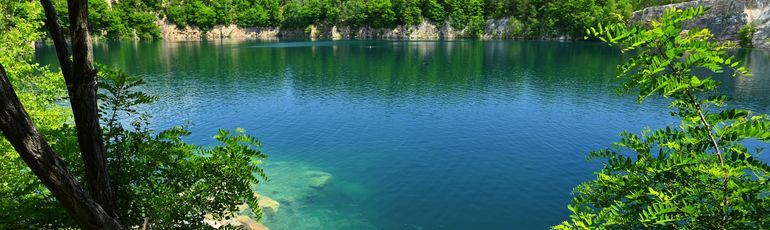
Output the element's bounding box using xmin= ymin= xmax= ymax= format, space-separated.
xmin=37 ymin=40 xmax=770 ymax=229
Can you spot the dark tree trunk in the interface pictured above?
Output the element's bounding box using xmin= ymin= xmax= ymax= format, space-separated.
xmin=40 ymin=0 xmax=119 ymax=220
xmin=0 ymin=64 xmax=123 ymax=229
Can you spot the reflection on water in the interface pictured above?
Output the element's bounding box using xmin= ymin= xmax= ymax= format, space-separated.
xmin=37 ymin=41 xmax=770 ymax=229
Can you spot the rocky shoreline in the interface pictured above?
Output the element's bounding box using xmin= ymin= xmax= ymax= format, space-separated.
xmin=156 ymin=0 xmax=770 ymax=48
xmin=157 ymin=18 xmax=525 ymax=41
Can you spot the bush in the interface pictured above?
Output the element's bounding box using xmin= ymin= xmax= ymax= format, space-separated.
xmin=343 ymin=0 xmax=395 ymax=28
xmin=393 ymin=0 xmax=421 ymax=26
xmin=420 ymin=0 xmax=445 ymax=24
xmin=506 ymin=18 xmax=524 ymax=37
xmin=0 ymin=3 xmax=268 ymax=226
xmin=738 ymin=22 xmax=757 ymax=48
xmin=238 ymin=6 xmax=271 ymax=27
xmin=556 ymin=7 xmax=770 ymax=229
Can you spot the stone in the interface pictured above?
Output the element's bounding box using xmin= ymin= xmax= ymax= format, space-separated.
xmin=203 ymin=211 xmax=271 ymax=229
xmin=254 ymin=193 xmax=280 ymax=215
xmin=236 ymin=215 xmax=270 ymax=230
xmin=305 ymin=170 xmax=333 ymax=188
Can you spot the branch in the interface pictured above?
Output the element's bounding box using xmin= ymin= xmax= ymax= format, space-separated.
xmin=40 ymin=0 xmax=120 ymax=221
xmin=685 ymin=88 xmax=730 ymax=226
xmin=39 ymin=0 xmax=73 ymax=84
xmin=655 ymin=36 xmax=730 ymax=225
xmin=0 ymin=63 xmax=124 ymax=229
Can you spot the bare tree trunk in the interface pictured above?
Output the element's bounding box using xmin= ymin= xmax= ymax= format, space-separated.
xmin=0 ymin=64 xmax=123 ymax=229
xmin=40 ymin=0 xmax=119 ymax=219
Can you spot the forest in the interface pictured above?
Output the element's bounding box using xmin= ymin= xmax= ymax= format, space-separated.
xmin=55 ymin=0 xmax=690 ymax=39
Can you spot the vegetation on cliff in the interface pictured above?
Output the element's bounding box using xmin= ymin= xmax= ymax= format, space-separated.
xmin=45 ymin=0 xmax=690 ymax=39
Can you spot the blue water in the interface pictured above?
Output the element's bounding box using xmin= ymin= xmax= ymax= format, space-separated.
xmin=37 ymin=40 xmax=770 ymax=229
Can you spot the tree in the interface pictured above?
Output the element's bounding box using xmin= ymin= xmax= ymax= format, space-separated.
xmin=2 ymin=0 xmax=128 ymax=228
xmin=555 ymin=7 xmax=770 ymax=229
xmin=1 ymin=0 xmax=267 ymax=228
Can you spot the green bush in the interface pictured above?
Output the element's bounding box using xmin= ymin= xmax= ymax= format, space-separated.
xmin=393 ymin=0 xmax=421 ymax=26
xmin=420 ymin=0 xmax=445 ymax=23
xmin=556 ymin=7 xmax=770 ymax=229
xmin=506 ymin=18 xmax=524 ymax=37
xmin=738 ymin=22 xmax=757 ymax=48
xmin=0 ymin=3 xmax=268 ymax=227
xmin=238 ymin=6 xmax=271 ymax=27
xmin=343 ymin=0 xmax=395 ymax=28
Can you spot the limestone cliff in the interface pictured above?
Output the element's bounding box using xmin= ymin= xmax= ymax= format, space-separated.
xmin=631 ymin=0 xmax=770 ymax=48
xmin=157 ymin=18 xmax=523 ymax=41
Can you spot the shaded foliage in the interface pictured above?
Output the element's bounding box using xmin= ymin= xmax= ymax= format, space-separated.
xmin=99 ymin=67 xmax=268 ymax=227
xmin=0 ymin=1 xmax=269 ymax=227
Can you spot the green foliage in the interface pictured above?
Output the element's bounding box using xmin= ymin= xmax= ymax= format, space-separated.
xmin=0 ymin=4 xmax=269 ymax=227
xmin=30 ymin=0 xmax=683 ymax=39
xmin=738 ymin=22 xmax=757 ymax=48
xmin=445 ymin=0 xmax=485 ymax=36
xmin=284 ymin=0 xmax=325 ymax=27
xmin=99 ymin=66 xmax=268 ymax=227
xmin=506 ymin=18 xmax=524 ymax=37
xmin=23 ymin=0 xmax=687 ymax=40
xmin=52 ymin=0 xmax=162 ymax=39
xmin=155 ymin=0 xmax=662 ymax=37
xmin=556 ymin=7 xmax=770 ymax=229
xmin=632 ymin=0 xmax=692 ymax=10
xmin=0 ymin=1 xmax=79 ymax=228
xmin=343 ymin=0 xmax=396 ymax=28
xmin=167 ymin=0 xmax=284 ymax=29
xmin=420 ymin=0 xmax=445 ymax=23
xmin=544 ymin=0 xmax=631 ymax=38
xmin=393 ymin=0 xmax=421 ymax=26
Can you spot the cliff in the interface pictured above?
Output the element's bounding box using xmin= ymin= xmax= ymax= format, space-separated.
xmin=157 ymin=18 xmax=524 ymax=41
xmin=631 ymin=0 xmax=770 ymax=48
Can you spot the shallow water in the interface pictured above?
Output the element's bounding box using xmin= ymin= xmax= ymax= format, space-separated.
xmin=37 ymin=40 xmax=770 ymax=229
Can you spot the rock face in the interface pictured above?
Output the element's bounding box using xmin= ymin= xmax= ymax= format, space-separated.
xmin=158 ymin=19 xmax=281 ymax=41
xmin=631 ymin=0 xmax=770 ymax=48
xmin=159 ymin=18 xmax=519 ymax=41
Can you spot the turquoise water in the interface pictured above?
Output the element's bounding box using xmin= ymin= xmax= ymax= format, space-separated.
xmin=37 ymin=40 xmax=770 ymax=229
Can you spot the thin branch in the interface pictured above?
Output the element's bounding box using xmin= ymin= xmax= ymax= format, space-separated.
xmin=39 ymin=0 xmax=73 ymax=84
xmin=685 ymin=88 xmax=730 ymax=226
xmin=655 ymin=35 xmax=730 ymax=226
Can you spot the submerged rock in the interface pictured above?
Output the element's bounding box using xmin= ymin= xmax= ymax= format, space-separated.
xmin=254 ymin=192 xmax=280 ymax=215
xmin=305 ymin=170 xmax=333 ymax=189
xmin=236 ymin=215 xmax=270 ymax=230
xmin=203 ymin=214 xmax=270 ymax=230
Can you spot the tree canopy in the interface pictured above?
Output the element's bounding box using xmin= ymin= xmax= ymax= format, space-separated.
xmin=41 ymin=0 xmax=685 ymax=39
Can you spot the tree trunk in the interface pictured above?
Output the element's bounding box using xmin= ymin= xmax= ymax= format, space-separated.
xmin=40 ymin=0 xmax=119 ymax=219
xmin=0 ymin=64 xmax=123 ymax=229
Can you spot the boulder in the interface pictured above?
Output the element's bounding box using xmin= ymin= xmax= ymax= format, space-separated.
xmin=236 ymin=215 xmax=270 ymax=230
xmin=254 ymin=193 xmax=280 ymax=215
xmin=305 ymin=170 xmax=333 ymax=188
xmin=204 ymin=213 xmax=270 ymax=230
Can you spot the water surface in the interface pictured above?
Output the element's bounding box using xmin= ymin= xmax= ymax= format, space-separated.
xmin=37 ymin=40 xmax=770 ymax=229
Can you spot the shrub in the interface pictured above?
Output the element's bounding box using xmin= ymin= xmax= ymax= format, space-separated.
xmin=556 ymin=7 xmax=770 ymax=229
xmin=738 ymin=22 xmax=757 ymax=48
